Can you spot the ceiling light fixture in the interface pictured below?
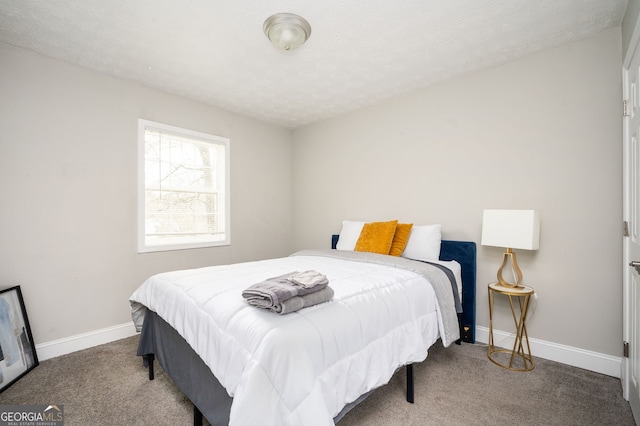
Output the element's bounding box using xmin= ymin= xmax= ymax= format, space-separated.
xmin=263 ymin=13 xmax=311 ymax=51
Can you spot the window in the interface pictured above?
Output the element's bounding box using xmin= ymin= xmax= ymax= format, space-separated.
xmin=138 ymin=119 xmax=230 ymax=252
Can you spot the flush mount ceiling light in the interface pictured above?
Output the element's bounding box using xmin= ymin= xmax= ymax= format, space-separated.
xmin=263 ymin=13 xmax=311 ymax=51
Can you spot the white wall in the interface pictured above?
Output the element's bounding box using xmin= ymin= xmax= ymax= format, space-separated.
xmin=0 ymin=26 xmax=625 ymax=366
xmin=0 ymin=43 xmax=292 ymax=345
xmin=291 ymin=28 xmax=623 ymax=357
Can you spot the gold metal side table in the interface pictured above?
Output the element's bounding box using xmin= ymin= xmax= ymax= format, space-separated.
xmin=488 ymin=282 xmax=535 ymax=372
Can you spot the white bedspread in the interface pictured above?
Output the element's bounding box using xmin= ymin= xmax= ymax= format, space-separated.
xmin=129 ymin=251 xmax=459 ymax=426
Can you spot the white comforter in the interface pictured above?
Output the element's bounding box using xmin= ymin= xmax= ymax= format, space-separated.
xmin=129 ymin=250 xmax=459 ymax=426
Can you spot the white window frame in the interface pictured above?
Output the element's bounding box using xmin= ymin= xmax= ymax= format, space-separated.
xmin=137 ymin=119 xmax=230 ymax=253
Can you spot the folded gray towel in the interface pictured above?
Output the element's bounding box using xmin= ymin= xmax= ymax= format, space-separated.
xmin=271 ymin=286 xmax=334 ymax=315
xmin=242 ymin=271 xmax=329 ymax=309
xmin=287 ymin=270 xmax=328 ymax=288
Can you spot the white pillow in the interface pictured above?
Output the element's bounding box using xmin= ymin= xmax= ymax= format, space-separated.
xmin=401 ymin=224 xmax=442 ymax=261
xmin=336 ymin=220 xmax=365 ymax=250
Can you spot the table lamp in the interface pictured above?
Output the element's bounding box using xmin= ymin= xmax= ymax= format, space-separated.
xmin=481 ymin=209 xmax=540 ymax=288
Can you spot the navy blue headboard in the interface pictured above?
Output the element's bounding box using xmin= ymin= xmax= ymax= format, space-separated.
xmin=440 ymin=240 xmax=476 ymax=343
xmin=331 ymin=235 xmax=476 ymax=343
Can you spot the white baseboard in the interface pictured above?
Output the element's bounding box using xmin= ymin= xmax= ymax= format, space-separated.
xmin=33 ymin=322 xmax=622 ymax=379
xmin=476 ymin=326 xmax=622 ymax=378
xmin=35 ymin=322 xmax=138 ymax=361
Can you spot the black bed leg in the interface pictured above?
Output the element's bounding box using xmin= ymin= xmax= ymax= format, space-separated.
xmin=406 ymin=364 xmax=414 ymax=404
xmin=146 ymin=354 xmax=155 ymax=380
xmin=194 ymin=404 xmax=203 ymax=426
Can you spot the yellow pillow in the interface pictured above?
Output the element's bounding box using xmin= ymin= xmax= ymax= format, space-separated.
xmin=389 ymin=223 xmax=414 ymax=256
xmin=354 ymin=220 xmax=398 ymax=254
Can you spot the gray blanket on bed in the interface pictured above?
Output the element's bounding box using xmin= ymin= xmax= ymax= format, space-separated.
xmin=291 ymin=249 xmax=461 ymax=346
xmin=271 ymin=285 xmax=335 ymax=314
xmin=242 ymin=271 xmax=329 ymax=308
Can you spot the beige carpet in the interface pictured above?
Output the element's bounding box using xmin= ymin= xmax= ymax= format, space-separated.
xmin=0 ymin=336 xmax=635 ymax=425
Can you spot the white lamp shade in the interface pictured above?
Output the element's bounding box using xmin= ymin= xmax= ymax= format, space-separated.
xmin=481 ymin=209 xmax=540 ymax=250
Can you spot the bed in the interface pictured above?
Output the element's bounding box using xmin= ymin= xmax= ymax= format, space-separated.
xmin=129 ymin=235 xmax=476 ymax=426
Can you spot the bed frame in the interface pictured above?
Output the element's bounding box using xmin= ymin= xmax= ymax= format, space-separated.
xmin=139 ymin=238 xmax=476 ymax=426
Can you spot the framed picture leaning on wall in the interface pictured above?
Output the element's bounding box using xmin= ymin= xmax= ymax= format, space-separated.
xmin=0 ymin=285 xmax=38 ymax=393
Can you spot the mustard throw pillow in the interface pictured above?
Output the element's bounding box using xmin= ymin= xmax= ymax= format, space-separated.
xmin=389 ymin=223 xmax=414 ymax=256
xmin=354 ymin=220 xmax=398 ymax=254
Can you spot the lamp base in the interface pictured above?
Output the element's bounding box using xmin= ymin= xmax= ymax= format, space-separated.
xmin=496 ymin=248 xmax=523 ymax=288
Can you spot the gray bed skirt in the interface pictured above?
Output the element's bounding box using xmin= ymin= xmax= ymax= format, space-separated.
xmin=137 ymin=310 xmax=372 ymax=425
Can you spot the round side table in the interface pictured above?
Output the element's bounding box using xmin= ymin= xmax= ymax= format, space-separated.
xmin=487 ymin=282 xmax=535 ymax=372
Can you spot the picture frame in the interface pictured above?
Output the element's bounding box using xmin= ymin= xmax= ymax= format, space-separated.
xmin=0 ymin=285 xmax=38 ymax=393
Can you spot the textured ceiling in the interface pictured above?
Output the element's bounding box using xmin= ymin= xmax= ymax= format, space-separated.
xmin=0 ymin=0 xmax=629 ymax=128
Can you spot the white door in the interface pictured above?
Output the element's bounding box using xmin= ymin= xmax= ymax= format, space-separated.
xmin=623 ymin=37 xmax=640 ymax=424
